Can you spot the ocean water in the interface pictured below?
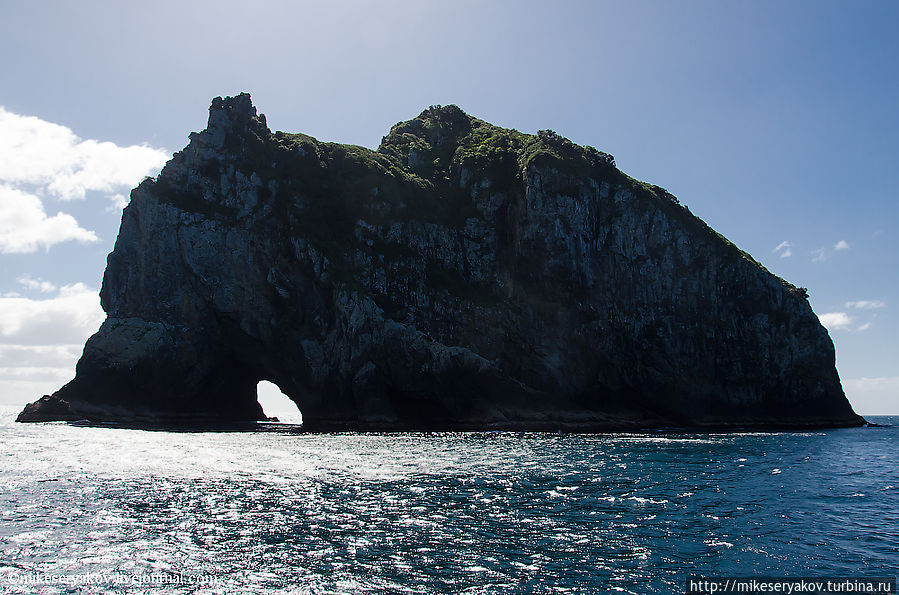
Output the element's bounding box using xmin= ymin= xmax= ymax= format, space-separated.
xmin=0 ymin=406 xmax=895 ymax=594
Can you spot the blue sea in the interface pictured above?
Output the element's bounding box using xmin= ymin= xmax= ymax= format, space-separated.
xmin=0 ymin=406 xmax=895 ymax=594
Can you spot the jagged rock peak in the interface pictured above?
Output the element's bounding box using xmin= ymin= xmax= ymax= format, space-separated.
xmin=206 ymin=92 xmax=267 ymax=135
xmin=211 ymin=92 xmax=256 ymax=117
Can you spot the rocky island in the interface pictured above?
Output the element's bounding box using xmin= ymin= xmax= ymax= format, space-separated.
xmin=18 ymin=94 xmax=864 ymax=430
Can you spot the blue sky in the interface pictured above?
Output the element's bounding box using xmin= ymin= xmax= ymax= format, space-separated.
xmin=1 ymin=1 xmax=896 ymax=414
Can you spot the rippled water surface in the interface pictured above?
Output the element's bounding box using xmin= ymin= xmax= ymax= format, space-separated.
xmin=1 ymin=407 xmax=896 ymax=593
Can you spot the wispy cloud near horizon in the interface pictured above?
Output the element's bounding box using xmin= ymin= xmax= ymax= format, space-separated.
xmin=0 ymin=282 xmax=104 ymax=345
xmin=818 ymin=312 xmax=853 ymax=331
xmin=812 ymin=239 xmax=851 ymax=263
xmin=16 ymin=276 xmax=58 ymax=294
xmin=773 ymin=240 xmax=792 ymax=258
xmin=843 ymin=376 xmax=899 ymax=415
xmin=846 ymin=300 xmax=885 ymax=310
xmin=819 ymin=302 xmax=883 ymax=333
xmin=0 ymin=282 xmax=104 ymax=405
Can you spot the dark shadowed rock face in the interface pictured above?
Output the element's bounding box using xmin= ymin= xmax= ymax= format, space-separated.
xmin=18 ymin=94 xmax=864 ymax=429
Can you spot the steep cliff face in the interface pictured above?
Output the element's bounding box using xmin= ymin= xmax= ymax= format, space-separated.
xmin=18 ymin=94 xmax=864 ymax=429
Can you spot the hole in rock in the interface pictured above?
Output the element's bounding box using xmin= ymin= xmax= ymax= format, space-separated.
xmin=256 ymin=381 xmax=303 ymax=424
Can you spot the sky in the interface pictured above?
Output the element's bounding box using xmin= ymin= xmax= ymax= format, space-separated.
xmin=0 ymin=0 xmax=896 ymax=416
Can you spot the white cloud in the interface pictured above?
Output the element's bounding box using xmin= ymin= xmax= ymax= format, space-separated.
xmin=857 ymin=322 xmax=872 ymax=331
xmin=17 ymin=276 xmax=57 ymax=294
xmin=843 ymin=376 xmax=899 ymax=415
xmin=0 ymin=284 xmax=104 ymax=405
xmin=818 ymin=312 xmax=853 ymax=331
xmin=811 ymin=239 xmax=852 ymax=263
xmin=0 ymin=107 xmax=166 ymax=405
xmin=0 ymin=106 xmax=169 ymax=201
xmin=846 ymin=300 xmax=885 ymax=310
xmin=0 ymin=283 xmax=103 ymax=345
xmin=0 ymin=106 xmax=168 ymax=254
xmin=0 ymin=344 xmax=83 ymax=368
xmin=107 ymin=193 xmax=130 ymax=212
xmin=773 ymin=241 xmax=792 ymax=258
xmin=0 ymin=184 xmax=98 ymax=253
